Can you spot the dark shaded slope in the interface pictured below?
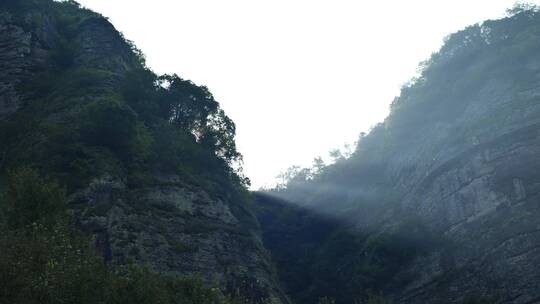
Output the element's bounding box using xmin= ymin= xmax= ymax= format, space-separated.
xmin=0 ymin=0 xmax=286 ymax=302
xmin=254 ymin=192 xmax=437 ymax=304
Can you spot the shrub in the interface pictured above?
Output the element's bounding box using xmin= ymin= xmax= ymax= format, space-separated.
xmin=3 ymin=167 xmax=67 ymax=230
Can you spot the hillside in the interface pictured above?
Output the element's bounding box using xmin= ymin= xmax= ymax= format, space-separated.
xmin=262 ymin=5 xmax=540 ymax=304
xmin=0 ymin=0 xmax=286 ymax=303
xmin=3 ymin=1 xmax=540 ymax=304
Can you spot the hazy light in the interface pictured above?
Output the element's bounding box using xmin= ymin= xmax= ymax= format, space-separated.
xmin=75 ymin=0 xmax=531 ymax=188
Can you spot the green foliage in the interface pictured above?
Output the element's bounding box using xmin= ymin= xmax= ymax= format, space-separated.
xmin=109 ymin=266 xmax=225 ymax=304
xmin=0 ymin=168 xmax=109 ymax=304
xmin=0 ymin=168 xmax=236 ymax=304
xmin=366 ymin=290 xmax=390 ymax=304
xmin=0 ymin=0 xmax=250 ymax=196
xmin=0 ymin=224 xmax=111 ymax=304
xmin=121 ymin=69 xmax=161 ymax=124
xmin=80 ymin=98 xmax=152 ymax=161
xmin=4 ymin=167 xmax=67 ymax=230
xmin=154 ymin=74 xmax=242 ymax=166
xmin=506 ymin=2 xmax=539 ymax=16
xmin=318 ymin=297 xmax=336 ymax=304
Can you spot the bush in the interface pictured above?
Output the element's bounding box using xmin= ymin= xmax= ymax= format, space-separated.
xmin=81 ymin=98 xmax=152 ymax=161
xmin=3 ymin=167 xmax=67 ymax=230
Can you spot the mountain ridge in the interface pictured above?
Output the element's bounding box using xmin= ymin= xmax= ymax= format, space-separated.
xmin=2 ymin=1 xmax=540 ymax=304
xmin=262 ymin=5 xmax=540 ymax=304
xmin=0 ymin=0 xmax=287 ymax=302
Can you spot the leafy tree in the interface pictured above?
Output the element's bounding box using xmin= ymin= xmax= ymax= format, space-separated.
xmin=81 ymin=98 xmax=152 ymax=161
xmin=155 ymin=74 xmax=241 ymax=165
xmin=157 ymin=74 xmax=218 ymax=133
xmin=3 ymin=167 xmax=67 ymax=230
xmin=506 ymin=2 xmax=539 ymax=16
xmin=311 ymin=157 xmax=326 ymax=176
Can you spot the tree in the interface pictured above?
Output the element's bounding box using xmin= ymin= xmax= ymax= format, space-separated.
xmin=0 ymin=168 xmax=232 ymax=304
xmin=156 ymin=74 xmax=242 ymax=165
xmin=329 ymin=149 xmax=344 ymax=162
xmin=506 ymin=2 xmax=539 ymax=16
xmin=81 ymin=98 xmax=152 ymax=161
xmin=200 ymin=109 xmax=241 ymax=164
xmin=157 ymin=74 xmax=218 ymax=134
xmin=311 ymin=157 xmax=325 ymax=176
xmin=3 ymin=167 xmax=67 ymax=230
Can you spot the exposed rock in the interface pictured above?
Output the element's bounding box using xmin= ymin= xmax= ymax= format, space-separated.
xmin=262 ymin=11 xmax=540 ymax=304
xmin=0 ymin=3 xmax=288 ymax=303
xmin=73 ymin=17 xmax=137 ymax=72
xmin=0 ymin=12 xmax=49 ymax=118
xmin=72 ymin=175 xmax=286 ymax=303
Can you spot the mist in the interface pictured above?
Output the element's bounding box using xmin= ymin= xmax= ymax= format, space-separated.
xmin=2 ymin=0 xmax=540 ymax=303
xmin=73 ymin=0 xmax=528 ymax=189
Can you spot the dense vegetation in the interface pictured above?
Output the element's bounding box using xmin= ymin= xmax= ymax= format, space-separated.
xmin=0 ymin=0 xmax=248 ymax=193
xmin=0 ymin=168 xmax=234 ymax=304
xmin=0 ymin=0 xmax=255 ymax=302
xmin=3 ymin=0 xmax=539 ymax=303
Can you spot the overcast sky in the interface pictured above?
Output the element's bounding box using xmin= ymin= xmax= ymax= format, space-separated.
xmin=75 ymin=0 xmax=533 ymax=188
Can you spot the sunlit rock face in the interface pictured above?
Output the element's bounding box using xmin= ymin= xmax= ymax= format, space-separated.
xmin=391 ymin=100 xmax=540 ymax=303
xmin=377 ymin=32 xmax=540 ymax=304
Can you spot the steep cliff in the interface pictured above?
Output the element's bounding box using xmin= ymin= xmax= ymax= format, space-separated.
xmin=5 ymin=1 xmax=540 ymax=303
xmin=263 ymin=7 xmax=540 ymax=304
xmin=0 ymin=1 xmax=286 ymax=302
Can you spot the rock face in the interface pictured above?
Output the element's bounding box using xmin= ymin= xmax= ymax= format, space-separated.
xmin=0 ymin=3 xmax=287 ymax=303
xmin=264 ymin=10 xmax=540 ymax=304
xmin=0 ymin=11 xmax=49 ymax=118
xmin=73 ymin=17 xmax=136 ymax=72
xmin=373 ymin=23 xmax=540 ymax=303
xmin=74 ymin=175 xmax=285 ymax=303
xmin=5 ymin=1 xmax=540 ymax=303
xmin=389 ymin=86 xmax=540 ymax=303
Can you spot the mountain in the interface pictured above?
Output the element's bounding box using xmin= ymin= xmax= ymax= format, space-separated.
xmin=3 ymin=1 xmax=540 ymax=303
xmin=261 ymin=6 xmax=540 ymax=304
xmin=0 ymin=0 xmax=287 ymax=302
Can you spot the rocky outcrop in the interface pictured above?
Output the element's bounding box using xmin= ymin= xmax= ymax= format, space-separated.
xmin=388 ymin=89 xmax=540 ymax=302
xmin=386 ymin=107 xmax=540 ymax=302
xmin=264 ymin=11 xmax=540 ymax=304
xmin=368 ymin=44 xmax=540 ymax=303
xmin=74 ymin=17 xmax=137 ymax=72
xmin=0 ymin=11 xmax=49 ymax=118
xmin=73 ymin=175 xmax=286 ymax=303
xmin=0 ymin=3 xmax=288 ymax=303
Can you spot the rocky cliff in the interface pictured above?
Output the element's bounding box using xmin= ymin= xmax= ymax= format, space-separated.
xmin=264 ymin=8 xmax=540 ymax=304
xmin=4 ymin=1 xmax=540 ymax=303
xmin=0 ymin=1 xmax=286 ymax=302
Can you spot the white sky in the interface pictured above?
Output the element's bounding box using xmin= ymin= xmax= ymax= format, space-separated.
xmin=74 ymin=0 xmax=534 ymax=188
